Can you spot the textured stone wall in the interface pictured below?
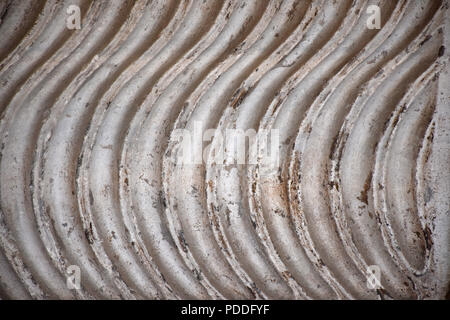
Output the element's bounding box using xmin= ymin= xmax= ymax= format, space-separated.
xmin=0 ymin=0 xmax=448 ymax=299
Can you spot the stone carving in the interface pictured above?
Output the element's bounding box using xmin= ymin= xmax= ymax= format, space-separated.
xmin=0 ymin=0 xmax=448 ymax=299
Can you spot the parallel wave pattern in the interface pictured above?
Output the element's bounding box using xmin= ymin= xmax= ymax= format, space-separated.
xmin=0 ymin=0 xmax=448 ymax=299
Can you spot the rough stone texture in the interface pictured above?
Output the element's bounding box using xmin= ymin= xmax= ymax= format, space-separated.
xmin=0 ymin=0 xmax=448 ymax=299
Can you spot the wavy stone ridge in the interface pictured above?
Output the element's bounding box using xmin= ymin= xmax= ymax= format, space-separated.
xmin=0 ymin=0 xmax=449 ymax=299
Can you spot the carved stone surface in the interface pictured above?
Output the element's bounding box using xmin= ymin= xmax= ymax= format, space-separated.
xmin=0 ymin=0 xmax=448 ymax=299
